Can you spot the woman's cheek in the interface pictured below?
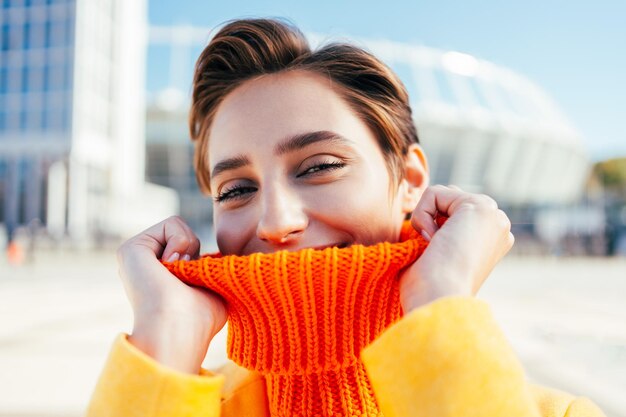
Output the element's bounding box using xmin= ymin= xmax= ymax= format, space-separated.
xmin=336 ymin=172 xmax=402 ymax=243
xmin=215 ymin=210 xmax=254 ymax=255
xmin=304 ymin=177 xmax=390 ymax=241
xmin=302 ymin=182 xmax=354 ymax=217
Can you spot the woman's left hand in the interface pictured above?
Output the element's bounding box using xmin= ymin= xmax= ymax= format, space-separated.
xmin=398 ymin=185 xmax=515 ymax=313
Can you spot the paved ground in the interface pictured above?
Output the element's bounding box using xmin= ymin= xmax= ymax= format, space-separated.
xmin=0 ymin=251 xmax=625 ymax=417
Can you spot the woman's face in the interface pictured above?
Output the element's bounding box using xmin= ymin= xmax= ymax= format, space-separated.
xmin=207 ymin=70 xmax=427 ymax=255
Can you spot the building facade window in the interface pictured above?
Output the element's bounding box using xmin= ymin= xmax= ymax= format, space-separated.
xmin=7 ymin=66 xmax=22 ymax=93
xmin=28 ymin=22 xmax=45 ymax=49
xmin=432 ymin=68 xmax=457 ymax=106
xmin=468 ymin=77 xmax=490 ymax=110
xmin=27 ymin=65 xmax=44 ymax=91
xmin=0 ymin=66 xmax=8 ymax=92
xmin=1 ymin=24 xmax=11 ymax=50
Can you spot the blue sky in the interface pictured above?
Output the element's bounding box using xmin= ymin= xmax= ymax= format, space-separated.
xmin=148 ymin=0 xmax=626 ymax=160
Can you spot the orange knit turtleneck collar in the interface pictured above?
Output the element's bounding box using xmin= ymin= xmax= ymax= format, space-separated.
xmin=163 ymin=221 xmax=428 ymax=416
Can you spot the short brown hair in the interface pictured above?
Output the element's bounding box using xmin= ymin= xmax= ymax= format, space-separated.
xmin=189 ymin=18 xmax=419 ymax=195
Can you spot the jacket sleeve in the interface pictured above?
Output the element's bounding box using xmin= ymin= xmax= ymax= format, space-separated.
xmin=530 ymin=385 xmax=606 ymax=417
xmin=360 ymin=296 xmax=605 ymax=417
xmin=85 ymin=333 xmax=224 ymax=417
xmin=563 ymin=397 xmax=606 ymax=416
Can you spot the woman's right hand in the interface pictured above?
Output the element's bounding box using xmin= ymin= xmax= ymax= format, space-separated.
xmin=116 ymin=215 xmax=228 ymax=374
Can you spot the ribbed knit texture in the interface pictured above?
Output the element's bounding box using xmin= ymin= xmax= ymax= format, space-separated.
xmin=162 ymin=221 xmax=429 ymax=416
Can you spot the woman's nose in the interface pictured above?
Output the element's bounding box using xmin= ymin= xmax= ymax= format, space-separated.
xmin=256 ymin=187 xmax=308 ymax=244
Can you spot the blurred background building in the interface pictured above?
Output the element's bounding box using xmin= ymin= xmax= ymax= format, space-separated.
xmin=0 ymin=0 xmax=177 ymax=249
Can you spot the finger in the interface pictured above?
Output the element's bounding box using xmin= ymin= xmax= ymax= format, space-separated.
xmin=160 ymin=217 xmax=195 ymax=262
xmin=410 ymin=209 xmax=437 ymax=241
xmin=479 ymin=194 xmax=499 ymax=210
xmin=507 ymin=231 xmax=515 ymax=250
xmin=125 ymin=219 xmax=173 ymax=258
xmin=411 ymin=185 xmax=466 ymax=238
xmin=173 ymin=218 xmax=201 ymax=260
xmin=184 ymin=236 xmax=201 ymax=260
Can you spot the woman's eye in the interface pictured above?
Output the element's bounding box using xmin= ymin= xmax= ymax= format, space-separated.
xmin=215 ymin=185 xmax=257 ymax=202
xmin=297 ymin=161 xmax=346 ymax=178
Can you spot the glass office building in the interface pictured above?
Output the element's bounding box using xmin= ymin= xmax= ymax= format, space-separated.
xmin=1 ymin=0 xmax=75 ymax=241
xmin=0 ymin=0 xmax=176 ymax=245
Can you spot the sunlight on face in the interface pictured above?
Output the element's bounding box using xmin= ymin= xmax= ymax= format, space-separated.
xmin=207 ymin=70 xmax=410 ymax=255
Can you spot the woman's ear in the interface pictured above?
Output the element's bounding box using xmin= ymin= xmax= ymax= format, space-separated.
xmin=400 ymin=144 xmax=429 ymax=214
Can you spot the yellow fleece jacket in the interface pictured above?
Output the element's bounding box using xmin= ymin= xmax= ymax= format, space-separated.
xmin=85 ymin=297 xmax=604 ymax=417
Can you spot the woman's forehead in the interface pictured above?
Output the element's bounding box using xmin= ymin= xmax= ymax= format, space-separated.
xmin=207 ymin=70 xmax=374 ymax=161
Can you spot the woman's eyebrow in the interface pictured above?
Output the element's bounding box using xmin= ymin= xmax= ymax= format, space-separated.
xmin=211 ymin=131 xmax=352 ymax=179
xmin=211 ymin=155 xmax=250 ymax=178
xmin=274 ymin=130 xmax=353 ymax=156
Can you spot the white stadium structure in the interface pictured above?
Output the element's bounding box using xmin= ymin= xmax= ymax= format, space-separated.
xmin=148 ymin=26 xmax=590 ymax=212
xmin=362 ymin=38 xmax=589 ymax=206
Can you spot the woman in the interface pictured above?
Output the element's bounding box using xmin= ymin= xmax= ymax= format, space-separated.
xmin=86 ymin=19 xmax=603 ymax=417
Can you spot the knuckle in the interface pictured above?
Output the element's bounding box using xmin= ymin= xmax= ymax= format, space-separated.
xmin=170 ymin=234 xmax=192 ymax=248
xmin=170 ymin=234 xmax=186 ymax=244
xmin=495 ymin=209 xmax=512 ymax=229
xmin=476 ymin=193 xmax=497 ymax=207
xmin=485 ymin=196 xmax=498 ymax=209
xmin=422 ymin=185 xmax=443 ymax=198
xmin=467 ymin=194 xmax=497 ymax=212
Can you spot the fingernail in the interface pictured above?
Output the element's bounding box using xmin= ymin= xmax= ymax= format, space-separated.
xmin=167 ymin=252 xmax=180 ymax=262
xmin=421 ymin=230 xmax=431 ymax=242
xmin=181 ymin=254 xmax=191 ymax=261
